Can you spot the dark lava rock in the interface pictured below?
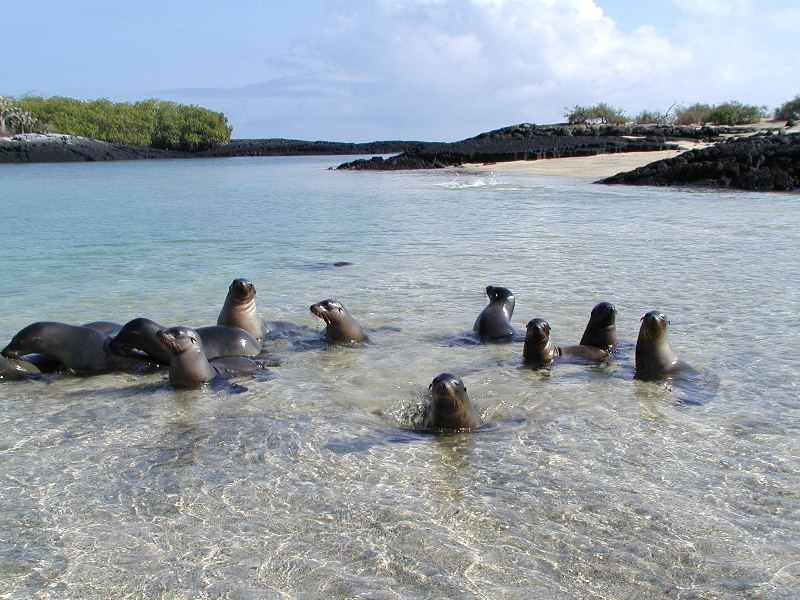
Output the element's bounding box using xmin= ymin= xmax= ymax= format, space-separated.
xmin=0 ymin=134 xmax=188 ymax=163
xmin=197 ymin=138 xmax=422 ymax=158
xmin=598 ymin=132 xmax=800 ymax=192
xmin=333 ymin=123 xmax=729 ymax=171
xmin=0 ymin=135 xmax=421 ymax=164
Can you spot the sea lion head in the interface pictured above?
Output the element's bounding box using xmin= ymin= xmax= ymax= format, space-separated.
xmin=427 ymin=373 xmax=478 ymax=430
xmin=109 ymin=317 xmax=155 ymax=357
xmin=156 ymin=326 xmax=205 ymax=357
xmin=228 ymin=278 xmax=256 ymax=303
xmin=525 ymin=318 xmax=551 ymax=344
xmin=639 ymin=310 xmax=669 ymax=341
xmin=310 ymin=299 xmax=345 ymax=324
xmin=1 ymin=322 xmax=49 ymax=358
xmin=429 ymin=372 xmax=468 ymax=407
xmin=589 ymin=301 xmax=617 ymax=327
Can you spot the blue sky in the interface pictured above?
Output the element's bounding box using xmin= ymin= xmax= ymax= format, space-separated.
xmin=2 ymin=0 xmax=798 ymax=141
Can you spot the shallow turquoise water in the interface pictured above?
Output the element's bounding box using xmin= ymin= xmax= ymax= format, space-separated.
xmin=1 ymin=157 xmax=799 ymax=598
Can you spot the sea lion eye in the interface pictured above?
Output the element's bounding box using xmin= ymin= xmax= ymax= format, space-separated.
xmin=338 ymin=307 xmax=343 ymax=313
xmin=428 ymin=383 xmax=433 ymax=390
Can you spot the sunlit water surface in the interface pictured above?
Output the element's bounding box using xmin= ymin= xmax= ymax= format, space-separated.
xmin=1 ymin=157 xmax=799 ymax=598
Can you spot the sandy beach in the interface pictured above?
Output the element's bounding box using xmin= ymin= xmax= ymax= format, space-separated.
xmin=460 ymin=142 xmax=709 ymax=178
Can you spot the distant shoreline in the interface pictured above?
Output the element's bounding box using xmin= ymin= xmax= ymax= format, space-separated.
xmin=2 ymin=121 xmax=796 ymax=191
xmin=0 ymin=133 xmax=418 ymax=164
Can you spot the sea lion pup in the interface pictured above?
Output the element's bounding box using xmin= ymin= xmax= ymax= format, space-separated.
xmin=156 ymin=326 xmax=264 ymax=388
xmin=635 ymin=311 xmax=688 ymax=380
xmin=1 ymin=322 xmax=152 ymax=375
xmin=0 ymin=355 xmax=41 ymax=380
xmin=217 ymin=278 xmax=268 ymax=341
xmin=523 ymin=318 xmax=609 ymax=368
xmin=110 ymin=317 xmax=261 ymax=364
xmin=422 ymin=373 xmax=480 ymax=431
xmin=473 ymin=285 xmax=516 ymax=341
xmin=309 ymin=299 xmax=366 ymax=343
xmin=579 ymin=301 xmax=618 ymax=352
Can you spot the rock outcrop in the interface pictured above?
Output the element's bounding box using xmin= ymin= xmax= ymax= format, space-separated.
xmin=0 ymin=134 xmax=419 ymax=163
xmin=197 ymin=138 xmax=422 ymax=158
xmin=334 ymin=123 xmax=731 ymax=171
xmin=598 ymin=132 xmax=800 ymax=191
xmin=0 ymin=134 xmax=187 ymax=163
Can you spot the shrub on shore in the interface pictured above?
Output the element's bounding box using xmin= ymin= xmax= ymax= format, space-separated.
xmin=8 ymin=95 xmax=232 ymax=151
xmin=565 ymin=103 xmax=628 ymax=125
xmin=774 ymin=95 xmax=800 ymax=121
xmin=674 ymin=101 xmax=763 ymax=126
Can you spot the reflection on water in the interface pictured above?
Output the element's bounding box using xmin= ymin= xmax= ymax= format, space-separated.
xmin=0 ymin=157 xmax=798 ymax=597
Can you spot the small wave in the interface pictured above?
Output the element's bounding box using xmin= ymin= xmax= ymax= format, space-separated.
xmin=437 ymin=175 xmax=498 ymax=189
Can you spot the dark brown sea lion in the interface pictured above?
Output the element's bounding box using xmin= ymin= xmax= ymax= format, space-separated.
xmin=81 ymin=321 xmax=123 ymax=337
xmin=156 ymin=326 xmax=265 ymax=388
xmin=1 ymin=322 xmax=153 ymax=375
xmin=422 ymin=373 xmax=480 ymax=431
xmin=0 ymin=355 xmax=41 ymax=380
xmin=473 ymin=285 xmax=516 ymax=341
xmin=217 ymin=278 xmax=268 ymax=341
xmin=523 ymin=318 xmax=609 ymax=368
xmin=310 ymin=299 xmax=366 ymax=343
xmin=110 ymin=317 xmax=261 ymax=364
xmin=635 ymin=311 xmax=688 ymax=380
xmin=579 ymin=301 xmax=618 ymax=351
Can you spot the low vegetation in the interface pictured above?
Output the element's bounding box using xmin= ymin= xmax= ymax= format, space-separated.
xmin=568 ymin=98 xmax=782 ymax=127
xmin=774 ymin=95 xmax=800 ymax=122
xmin=564 ymin=103 xmax=627 ymax=125
xmin=1 ymin=95 xmax=232 ymax=152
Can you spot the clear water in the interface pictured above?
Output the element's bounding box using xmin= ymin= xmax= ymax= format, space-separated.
xmin=1 ymin=157 xmax=799 ymax=598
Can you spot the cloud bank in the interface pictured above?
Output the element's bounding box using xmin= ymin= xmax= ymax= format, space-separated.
xmin=161 ymin=0 xmax=798 ymax=140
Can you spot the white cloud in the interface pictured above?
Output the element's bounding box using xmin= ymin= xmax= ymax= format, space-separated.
xmin=166 ymin=0 xmax=799 ymax=139
xmin=672 ymin=0 xmax=754 ymax=17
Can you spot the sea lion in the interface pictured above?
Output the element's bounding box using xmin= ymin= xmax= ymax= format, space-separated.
xmin=217 ymin=278 xmax=268 ymax=341
xmin=310 ymin=299 xmax=366 ymax=343
xmin=110 ymin=317 xmax=261 ymax=364
xmin=635 ymin=311 xmax=688 ymax=380
xmin=156 ymin=326 xmax=264 ymax=388
xmin=523 ymin=318 xmax=609 ymax=368
xmin=422 ymin=373 xmax=480 ymax=431
xmin=1 ymin=322 xmax=153 ymax=375
xmin=579 ymin=301 xmax=618 ymax=351
xmin=0 ymin=355 xmax=41 ymax=380
xmin=473 ymin=285 xmax=516 ymax=341
xmin=81 ymin=321 xmax=123 ymax=337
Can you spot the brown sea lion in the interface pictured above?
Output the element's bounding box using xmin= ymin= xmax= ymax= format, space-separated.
xmin=579 ymin=301 xmax=618 ymax=351
xmin=217 ymin=278 xmax=268 ymax=341
xmin=523 ymin=318 xmax=609 ymax=368
xmin=81 ymin=321 xmax=123 ymax=337
xmin=310 ymin=299 xmax=366 ymax=343
xmin=422 ymin=373 xmax=480 ymax=431
xmin=110 ymin=317 xmax=261 ymax=364
xmin=635 ymin=311 xmax=689 ymax=380
xmin=473 ymin=285 xmax=516 ymax=341
xmin=156 ymin=326 xmax=265 ymax=388
xmin=1 ymin=322 xmax=153 ymax=375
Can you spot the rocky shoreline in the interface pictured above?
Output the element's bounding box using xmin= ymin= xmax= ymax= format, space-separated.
xmin=334 ymin=123 xmax=728 ymax=170
xmin=598 ymin=132 xmax=800 ymax=191
xmin=0 ymin=134 xmax=420 ymax=164
xmin=2 ymin=124 xmax=796 ymax=192
xmin=0 ymin=134 xmax=189 ymax=163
